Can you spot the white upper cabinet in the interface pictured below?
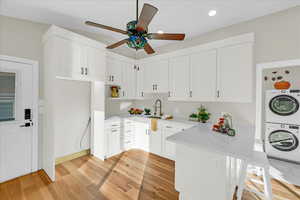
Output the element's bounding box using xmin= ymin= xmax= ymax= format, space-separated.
xmin=55 ymin=37 xmax=84 ymax=80
xmin=190 ymin=50 xmax=217 ymax=101
xmin=217 ymin=43 xmax=253 ymax=103
xmin=43 ymin=26 xmax=106 ymax=82
xmin=169 ymin=55 xmax=190 ymax=100
xmin=106 ymin=59 xmax=122 ymax=86
xmin=155 ymin=60 xmax=169 ymax=93
xmin=121 ymin=62 xmax=136 ymax=99
xmin=141 ymin=60 xmax=169 ymax=93
xmin=136 ymin=64 xmax=144 ymax=98
xmin=86 ymin=46 xmax=106 ymax=82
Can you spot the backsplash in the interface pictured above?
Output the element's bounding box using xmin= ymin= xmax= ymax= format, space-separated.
xmin=133 ymin=93 xmax=255 ymax=126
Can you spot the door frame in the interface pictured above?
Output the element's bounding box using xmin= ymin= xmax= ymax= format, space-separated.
xmin=256 ymin=59 xmax=300 ymax=142
xmin=0 ymin=55 xmax=39 ymax=172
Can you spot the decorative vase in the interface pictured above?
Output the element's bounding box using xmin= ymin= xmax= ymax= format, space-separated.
xmin=274 ymin=81 xmax=291 ymax=90
xmin=111 ymin=86 xmax=119 ymax=98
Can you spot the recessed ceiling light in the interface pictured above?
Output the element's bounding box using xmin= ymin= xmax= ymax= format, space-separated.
xmin=208 ymin=10 xmax=217 ymax=17
xmin=157 ymin=30 xmax=164 ymax=34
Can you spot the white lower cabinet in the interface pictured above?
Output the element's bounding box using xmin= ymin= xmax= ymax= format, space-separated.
xmin=105 ymin=118 xmax=193 ymax=160
xmin=107 ymin=127 xmax=121 ymax=157
xmin=134 ymin=122 xmax=150 ymax=152
xmin=149 ymin=129 xmax=162 ymax=155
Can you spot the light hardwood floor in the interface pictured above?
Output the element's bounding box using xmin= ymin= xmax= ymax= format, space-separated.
xmin=0 ymin=149 xmax=299 ymax=200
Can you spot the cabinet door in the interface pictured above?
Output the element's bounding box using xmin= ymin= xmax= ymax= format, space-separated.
xmin=136 ymin=65 xmax=144 ymax=98
xmin=217 ymin=43 xmax=253 ymax=103
xmin=56 ymin=37 xmax=84 ymax=79
xmin=149 ymin=129 xmax=162 ymax=156
xmin=121 ymin=63 xmax=136 ymax=99
xmin=190 ymin=50 xmax=217 ymax=101
xmin=155 ymin=60 xmax=169 ymax=93
xmin=169 ymin=56 xmax=190 ymax=100
xmin=86 ymin=46 xmax=106 ymax=81
xmin=134 ymin=123 xmax=149 ymax=152
xmin=142 ymin=62 xmax=156 ymax=93
xmin=108 ymin=128 xmax=121 ymax=157
xmin=163 ymin=130 xmax=176 ymax=160
xmin=106 ymin=59 xmax=122 ymax=85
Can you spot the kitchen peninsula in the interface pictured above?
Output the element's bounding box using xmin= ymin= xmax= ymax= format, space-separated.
xmin=167 ymin=123 xmax=255 ymax=200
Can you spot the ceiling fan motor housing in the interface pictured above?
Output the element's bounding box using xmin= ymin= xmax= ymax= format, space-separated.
xmin=126 ymin=20 xmax=148 ymax=49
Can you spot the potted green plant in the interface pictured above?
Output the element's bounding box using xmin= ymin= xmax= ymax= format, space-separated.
xmin=189 ymin=113 xmax=198 ymax=121
xmin=198 ymin=105 xmax=211 ymax=123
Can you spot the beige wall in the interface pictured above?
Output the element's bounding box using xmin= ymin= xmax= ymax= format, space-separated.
xmin=135 ymin=6 xmax=300 ymax=140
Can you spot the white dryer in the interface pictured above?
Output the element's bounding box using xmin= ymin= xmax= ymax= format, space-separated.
xmin=265 ymin=90 xmax=300 ymax=125
xmin=265 ymin=123 xmax=300 ymax=163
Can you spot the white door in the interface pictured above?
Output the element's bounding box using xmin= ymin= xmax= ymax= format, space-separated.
xmin=169 ymin=55 xmax=190 ymax=100
xmin=0 ymin=59 xmax=37 ymax=183
xmin=56 ymin=37 xmax=84 ymax=80
xmin=107 ymin=59 xmax=122 ymax=85
xmin=135 ymin=122 xmax=149 ymax=152
xmin=122 ymin=63 xmax=136 ymax=98
xmin=86 ymin=46 xmax=106 ymax=82
xmin=142 ymin=62 xmax=156 ymax=93
xmin=217 ymin=43 xmax=253 ymax=103
xmin=190 ymin=50 xmax=217 ymax=101
xmin=155 ymin=60 xmax=169 ymax=93
xmin=136 ymin=64 xmax=144 ymax=98
xmin=149 ymin=129 xmax=162 ymax=156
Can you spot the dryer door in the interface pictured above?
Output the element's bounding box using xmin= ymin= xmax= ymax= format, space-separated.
xmin=269 ymin=95 xmax=299 ymax=116
xmin=269 ymin=130 xmax=298 ymax=152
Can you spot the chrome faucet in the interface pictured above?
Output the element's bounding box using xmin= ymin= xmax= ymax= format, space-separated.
xmin=154 ymin=99 xmax=163 ymax=117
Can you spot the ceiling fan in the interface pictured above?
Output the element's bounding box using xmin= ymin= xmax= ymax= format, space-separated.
xmin=85 ymin=0 xmax=185 ymax=54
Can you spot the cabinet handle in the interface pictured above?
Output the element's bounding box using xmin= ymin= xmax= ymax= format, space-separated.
xmin=168 ymin=91 xmax=171 ymax=97
xmin=111 ymin=129 xmax=118 ymax=133
xmin=123 ymin=91 xmax=125 ymax=97
xmin=81 ymin=67 xmax=84 ymax=75
xmin=166 ymin=126 xmax=173 ymax=129
xmin=152 ymin=85 xmax=154 ymax=91
xmin=85 ymin=68 xmax=88 ymax=75
xmin=109 ymin=76 xmax=111 ymax=81
xmin=217 ymin=90 xmax=220 ymax=98
xmin=190 ymin=91 xmax=193 ymax=98
xmin=141 ymin=92 xmax=144 ymax=97
xmin=155 ymin=85 xmax=158 ymax=90
xmin=112 ymin=76 xmax=114 ymax=82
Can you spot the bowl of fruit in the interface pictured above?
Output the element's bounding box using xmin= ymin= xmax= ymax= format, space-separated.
xmin=128 ymin=108 xmax=143 ymax=115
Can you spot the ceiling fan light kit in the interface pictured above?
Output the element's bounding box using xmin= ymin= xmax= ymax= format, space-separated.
xmin=85 ymin=0 xmax=185 ymax=54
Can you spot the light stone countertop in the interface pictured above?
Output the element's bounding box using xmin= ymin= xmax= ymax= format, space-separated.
xmin=167 ymin=122 xmax=256 ymax=160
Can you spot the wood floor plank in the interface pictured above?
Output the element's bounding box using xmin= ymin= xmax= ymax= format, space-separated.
xmin=0 ymin=149 xmax=300 ymax=200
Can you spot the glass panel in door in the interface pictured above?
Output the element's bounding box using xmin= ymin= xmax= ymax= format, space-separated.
xmin=0 ymin=72 xmax=16 ymax=121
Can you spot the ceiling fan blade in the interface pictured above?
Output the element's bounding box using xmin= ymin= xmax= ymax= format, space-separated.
xmin=136 ymin=4 xmax=158 ymax=31
xmin=107 ymin=39 xmax=128 ymax=49
xmin=85 ymin=21 xmax=127 ymax=35
xmin=148 ymin=33 xmax=185 ymax=40
xmin=144 ymin=43 xmax=155 ymax=54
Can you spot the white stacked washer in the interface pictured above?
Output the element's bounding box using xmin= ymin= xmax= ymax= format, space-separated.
xmin=265 ymin=90 xmax=300 ymax=163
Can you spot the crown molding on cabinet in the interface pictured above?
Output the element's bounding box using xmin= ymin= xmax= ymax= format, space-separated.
xmin=138 ymin=33 xmax=255 ymax=63
xmin=42 ymin=25 xmax=106 ymax=50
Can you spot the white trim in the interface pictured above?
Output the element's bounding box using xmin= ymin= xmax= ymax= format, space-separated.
xmin=255 ymin=59 xmax=300 ymax=140
xmin=139 ymin=33 xmax=255 ymax=63
xmin=43 ymin=25 xmax=106 ymax=50
xmin=0 ymin=55 xmax=39 ymax=172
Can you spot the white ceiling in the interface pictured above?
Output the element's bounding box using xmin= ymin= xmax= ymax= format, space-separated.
xmin=1 ymin=0 xmax=300 ymax=49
